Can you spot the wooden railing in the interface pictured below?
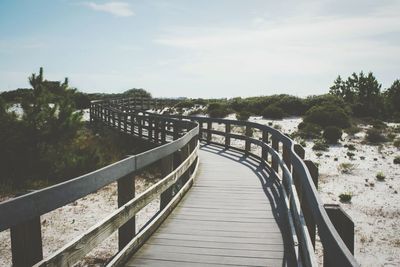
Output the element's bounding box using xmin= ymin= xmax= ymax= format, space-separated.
xmin=106 ymin=97 xmax=359 ymax=266
xmin=0 ymin=100 xmax=199 ymax=266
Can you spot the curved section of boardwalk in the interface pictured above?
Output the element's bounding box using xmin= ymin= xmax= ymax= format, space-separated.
xmin=125 ymin=144 xmax=296 ymax=267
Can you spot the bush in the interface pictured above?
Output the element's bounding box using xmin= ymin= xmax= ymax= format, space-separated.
xmin=339 ymin=193 xmax=352 ymax=203
xmin=347 ymin=144 xmax=356 ymax=151
xmin=393 ymin=139 xmax=400 ymax=148
xmin=312 ymin=140 xmax=329 ymax=151
xmin=376 ymin=172 xmax=386 ymax=181
xmin=207 ymin=102 xmax=231 ymax=118
xmin=338 ymin=162 xmax=356 ymax=174
xmin=323 ymin=126 xmax=342 ymax=144
xmin=236 ymin=111 xmax=251 ymax=121
xmin=347 ymin=152 xmax=355 ymax=159
xmin=394 ymin=156 xmax=400 ymax=164
xmin=262 ymin=105 xmax=285 ymax=120
xmin=365 ymin=128 xmax=387 ymax=143
xmin=303 ymin=104 xmax=351 ymax=129
xmin=296 ymin=122 xmax=322 ymax=139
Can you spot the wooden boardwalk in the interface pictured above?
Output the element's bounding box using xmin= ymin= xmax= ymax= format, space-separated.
xmin=125 ymin=144 xmax=296 ymax=267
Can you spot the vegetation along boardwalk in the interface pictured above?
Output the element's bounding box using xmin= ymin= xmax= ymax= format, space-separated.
xmin=0 ymin=97 xmax=359 ymax=267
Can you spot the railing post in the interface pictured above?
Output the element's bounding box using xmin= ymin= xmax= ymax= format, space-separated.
xmin=323 ymin=204 xmax=355 ymax=267
xmin=161 ymin=119 xmax=166 ymax=143
xmin=262 ymin=130 xmax=268 ymax=162
xmin=124 ymin=113 xmax=128 ymax=133
xmin=147 ymin=117 xmax=153 ymax=140
xmin=198 ymin=120 xmax=203 ymax=140
xmin=207 ymin=121 xmax=212 ymax=143
xmin=173 ymin=122 xmax=180 ymax=140
xmin=117 ymin=174 xmax=136 ymax=251
xmin=11 ymin=217 xmax=43 ymax=266
xmin=225 ymin=123 xmax=231 ymax=148
xmin=154 ymin=117 xmax=160 ymax=143
xmin=271 ymin=136 xmax=279 ymax=172
xmin=160 ymin=154 xmax=174 ymax=210
xmin=245 ymin=126 xmax=252 ymax=152
xmin=304 ymin=159 xmax=318 ymax=248
xmin=282 ymin=144 xmax=291 ymax=171
xmin=138 ymin=116 xmax=142 ymax=138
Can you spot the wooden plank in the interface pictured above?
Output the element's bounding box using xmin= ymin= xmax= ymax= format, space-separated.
xmin=107 ymin=157 xmax=200 ymax=267
xmin=128 ymin=251 xmax=284 ymax=267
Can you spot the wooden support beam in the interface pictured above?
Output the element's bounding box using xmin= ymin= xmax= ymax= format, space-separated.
xmin=304 ymin=159 xmax=319 ymax=249
xmin=271 ymin=137 xmax=279 ymax=172
xmin=262 ymin=130 xmax=268 ymax=162
xmin=118 ymin=174 xmax=136 ymax=251
xmin=225 ymin=123 xmax=231 ymax=148
xmin=207 ymin=121 xmax=212 ymax=143
xmin=11 ymin=217 xmax=43 ymax=267
xmin=160 ymin=154 xmax=174 ymax=210
xmin=245 ymin=126 xmax=252 ymax=152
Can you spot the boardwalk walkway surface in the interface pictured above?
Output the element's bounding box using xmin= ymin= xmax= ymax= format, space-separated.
xmin=125 ymin=144 xmax=296 ymax=267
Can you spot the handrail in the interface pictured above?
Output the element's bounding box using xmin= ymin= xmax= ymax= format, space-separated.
xmin=0 ymin=98 xmax=199 ymax=266
xmin=174 ymin=115 xmax=358 ymax=267
xmin=107 ymin=97 xmax=358 ymax=267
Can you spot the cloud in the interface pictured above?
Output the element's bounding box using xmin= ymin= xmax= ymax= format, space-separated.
xmin=83 ymin=2 xmax=134 ymax=17
xmin=153 ymin=4 xmax=400 ymax=96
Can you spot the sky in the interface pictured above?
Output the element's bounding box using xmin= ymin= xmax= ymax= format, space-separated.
xmin=0 ymin=0 xmax=399 ymax=98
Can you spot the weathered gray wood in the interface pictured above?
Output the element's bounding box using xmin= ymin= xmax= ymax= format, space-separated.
xmin=34 ymin=146 xmax=199 ymax=267
xmin=245 ymin=126 xmax=252 ymax=152
xmin=160 ymin=154 xmax=174 ymax=210
xmin=123 ymin=145 xmax=296 ymax=267
xmin=206 ymin=121 xmax=212 ymax=142
xmin=262 ymin=130 xmax=268 ymax=162
xmin=107 ymin=158 xmax=199 ymax=267
xmin=225 ymin=123 xmax=230 ymax=147
xmin=304 ymin=159 xmax=319 ymax=248
xmin=11 ymin=216 xmax=43 ymax=267
xmin=118 ymin=174 xmax=136 ymax=250
xmin=324 ymin=204 xmax=355 ymax=267
xmin=271 ymin=136 xmax=279 ymax=172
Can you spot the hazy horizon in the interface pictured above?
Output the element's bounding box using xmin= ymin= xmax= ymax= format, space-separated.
xmin=1 ymin=0 xmax=399 ymax=98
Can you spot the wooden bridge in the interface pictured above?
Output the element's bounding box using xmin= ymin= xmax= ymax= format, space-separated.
xmin=0 ymin=98 xmax=359 ymax=267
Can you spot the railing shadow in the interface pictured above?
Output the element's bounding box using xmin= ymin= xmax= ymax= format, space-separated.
xmin=200 ymin=143 xmax=296 ymax=267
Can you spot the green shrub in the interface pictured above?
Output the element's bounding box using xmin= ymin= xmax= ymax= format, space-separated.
xmin=323 ymin=126 xmax=342 ymax=144
xmin=236 ymin=111 xmax=251 ymax=121
xmin=312 ymin=140 xmax=329 ymax=151
xmin=347 ymin=152 xmax=355 ymax=159
xmin=393 ymin=139 xmax=400 ymax=148
xmin=376 ymin=172 xmax=386 ymax=181
xmin=296 ymin=122 xmax=322 ymax=139
xmin=303 ymin=104 xmax=351 ymax=129
xmin=262 ymin=105 xmax=285 ymax=120
xmin=207 ymin=103 xmax=231 ymax=118
xmin=365 ymin=128 xmax=387 ymax=143
xmin=347 ymin=144 xmax=356 ymax=151
xmin=338 ymin=162 xmax=356 ymax=174
xmin=394 ymin=156 xmax=400 ymax=164
xmin=339 ymin=193 xmax=352 ymax=203
xmin=371 ymin=119 xmax=387 ymax=130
